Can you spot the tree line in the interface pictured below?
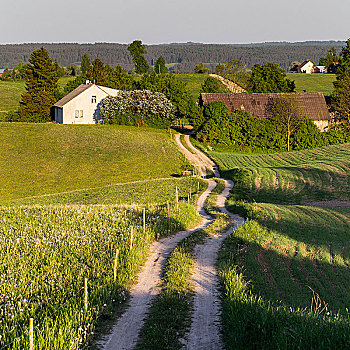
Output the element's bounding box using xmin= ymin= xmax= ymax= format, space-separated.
xmin=0 ymin=41 xmax=345 ymax=73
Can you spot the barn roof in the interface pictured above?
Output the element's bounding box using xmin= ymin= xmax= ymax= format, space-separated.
xmin=200 ymin=92 xmax=330 ymax=121
xmin=54 ymin=84 xmax=93 ymax=108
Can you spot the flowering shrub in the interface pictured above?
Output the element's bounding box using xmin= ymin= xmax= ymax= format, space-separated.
xmin=100 ymin=90 xmax=176 ymax=128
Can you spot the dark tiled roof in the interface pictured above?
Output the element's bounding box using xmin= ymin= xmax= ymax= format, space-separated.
xmin=200 ymin=92 xmax=330 ymax=121
xmin=54 ymin=84 xmax=93 ymax=108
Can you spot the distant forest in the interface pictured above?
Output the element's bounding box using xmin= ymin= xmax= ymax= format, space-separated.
xmin=0 ymin=41 xmax=345 ymax=73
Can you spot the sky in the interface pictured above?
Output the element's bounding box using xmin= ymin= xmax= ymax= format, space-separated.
xmin=1 ymin=0 xmax=349 ymax=45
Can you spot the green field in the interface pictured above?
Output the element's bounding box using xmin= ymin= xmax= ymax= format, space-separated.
xmin=0 ymin=124 xmax=190 ymax=203
xmin=0 ymin=76 xmax=74 ymax=116
xmin=286 ymin=73 xmax=336 ymax=96
xmin=175 ymin=74 xmax=208 ymax=99
xmin=212 ymin=144 xmax=350 ymax=348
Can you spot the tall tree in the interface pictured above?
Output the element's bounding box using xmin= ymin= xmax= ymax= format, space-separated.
xmin=108 ymin=65 xmax=133 ymax=90
xmin=247 ymin=62 xmax=295 ymax=93
xmin=127 ymin=40 xmax=150 ymax=74
xmin=81 ymin=53 xmax=92 ymax=76
xmin=270 ymin=95 xmax=303 ymax=151
xmin=154 ymin=56 xmax=168 ymax=74
xmin=19 ymin=47 xmax=58 ymax=121
xmin=91 ymin=58 xmax=108 ymax=85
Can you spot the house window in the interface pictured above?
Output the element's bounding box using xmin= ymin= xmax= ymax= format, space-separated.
xmin=91 ymin=96 xmax=97 ymax=103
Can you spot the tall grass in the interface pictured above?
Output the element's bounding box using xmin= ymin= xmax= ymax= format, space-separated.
xmin=0 ymin=200 xmax=200 ymax=350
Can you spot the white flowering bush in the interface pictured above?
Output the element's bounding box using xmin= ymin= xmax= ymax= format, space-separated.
xmin=100 ymin=90 xmax=176 ymax=128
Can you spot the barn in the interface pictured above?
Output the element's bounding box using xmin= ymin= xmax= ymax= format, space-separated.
xmin=200 ymin=92 xmax=331 ymax=131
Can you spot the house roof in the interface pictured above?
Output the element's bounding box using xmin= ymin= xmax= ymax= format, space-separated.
xmin=54 ymin=84 xmax=94 ymax=108
xmin=200 ymin=92 xmax=330 ymax=121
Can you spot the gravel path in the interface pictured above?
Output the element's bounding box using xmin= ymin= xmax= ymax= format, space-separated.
xmin=97 ymin=134 xmax=217 ymax=350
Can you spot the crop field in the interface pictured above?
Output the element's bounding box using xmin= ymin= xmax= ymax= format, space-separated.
xmin=212 ymin=143 xmax=350 ymax=348
xmin=210 ymin=143 xmax=350 ymax=204
xmin=286 ymin=73 xmax=336 ymax=96
xmin=0 ymin=124 xmax=188 ymax=202
xmin=0 ymin=202 xmax=200 ymax=349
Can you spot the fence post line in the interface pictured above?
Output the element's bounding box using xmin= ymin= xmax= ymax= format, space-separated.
xmin=84 ymin=278 xmax=88 ymax=313
xmin=143 ymin=208 xmax=146 ymax=234
xmin=114 ymin=248 xmax=119 ymax=282
xmin=29 ymin=318 xmax=34 ymax=350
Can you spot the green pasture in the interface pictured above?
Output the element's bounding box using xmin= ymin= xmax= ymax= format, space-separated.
xmin=0 ymin=124 xmax=188 ymax=202
xmin=175 ymin=74 xmax=208 ymax=99
xmin=0 ymin=76 xmax=74 ymax=116
xmin=286 ymin=73 xmax=336 ymax=96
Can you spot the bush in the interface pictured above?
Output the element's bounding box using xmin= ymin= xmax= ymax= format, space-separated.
xmin=100 ymin=90 xmax=176 ymax=128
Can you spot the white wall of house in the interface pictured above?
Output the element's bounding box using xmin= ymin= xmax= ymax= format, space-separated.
xmin=56 ymin=85 xmax=119 ymax=124
xmin=298 ymin=61 xmax=315 ymax=74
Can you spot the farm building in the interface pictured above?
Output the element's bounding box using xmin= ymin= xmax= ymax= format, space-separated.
xmin=200 ymin=92 xmax=330 ymax=131
xmin=53 ymin=82 xmax=119 ymax=124
xmin=298 ymin=60 xmax=316 ymax=74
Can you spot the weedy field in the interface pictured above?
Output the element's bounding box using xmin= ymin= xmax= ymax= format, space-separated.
xmin=211 ymin=143 xmax=350 ymax=349
xmin=0 ymin=202 xmax=200 ymax=349
xmin=286 ymin=73 xmax=336 ymax=96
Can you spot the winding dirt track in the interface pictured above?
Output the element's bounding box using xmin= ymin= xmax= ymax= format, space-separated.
xmin=98 ymin=135 xmax=217 ymax=350
xmin=98 ymin=134 xmax=244 ymax=350
xmin=182 ymin=136 xmax=244 ymax=350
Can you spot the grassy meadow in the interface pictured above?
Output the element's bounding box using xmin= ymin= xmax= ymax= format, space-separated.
xmin=211 ymin=144 xmax=350 ymax=348
xmin=0 ymin=123 xmax=190 ymax=203
xmin=286 ymin=73 xmax=336 ymax=96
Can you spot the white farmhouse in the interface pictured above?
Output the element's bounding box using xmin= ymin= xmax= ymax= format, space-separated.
xmin=297 ymin=60 xmax=316 ymax=74
xmin=53 ymin=82 xmax=119 ymax=124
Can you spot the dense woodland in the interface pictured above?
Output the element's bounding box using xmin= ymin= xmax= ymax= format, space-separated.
xmin=0 ymin=41 xmax=345 ymax=72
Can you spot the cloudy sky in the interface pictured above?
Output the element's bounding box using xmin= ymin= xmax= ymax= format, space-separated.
xmin=1 ymin=0 xmax=349 ymax=44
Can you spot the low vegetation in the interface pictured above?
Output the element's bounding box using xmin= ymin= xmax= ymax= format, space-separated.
xmin=0 ymin=200 xmax=200 ymax=350
xmin=213 ymin=143 xmax=350 ymax=349
xmin=0 ymin=124 xmax=186 ymax=202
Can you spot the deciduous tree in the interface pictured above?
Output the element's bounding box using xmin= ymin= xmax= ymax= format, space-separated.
xmin=127 ymin=40 xmax=150 ymax=74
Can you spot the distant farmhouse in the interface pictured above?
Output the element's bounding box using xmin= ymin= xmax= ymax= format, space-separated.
xmin=297 ymin=60 xmax=316 ymax=74
xmin=200 ymin=93 xmax=330 ymax=131
xmin=53 ymin=82 xmax=119 ymax=124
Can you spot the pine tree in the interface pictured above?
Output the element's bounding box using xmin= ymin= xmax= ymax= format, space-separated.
xmin=81 ymin=53 xmax=92 ymax=76
xmin=154 ymin=56 xmax=168 ymax=74
xmin=127 ymin=40 xmax=150 ymax=74
xmin=19 ymin=47 xmax=58 ymax=121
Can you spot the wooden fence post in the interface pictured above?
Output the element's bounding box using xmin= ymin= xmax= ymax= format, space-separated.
xmin=29 ymin=318 xmax=34 ymax=350
xmin=130 ymin=227 xmax=133 ymax=249
xmin=143 ymin=208 xmax=146 ymax=234
xmin=84 ymin=278 xmax=88 ymax=312
xmin=114 ymin=248 xmax=119 ymax=282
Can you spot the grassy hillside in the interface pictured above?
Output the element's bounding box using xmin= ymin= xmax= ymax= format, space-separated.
xmin=287 ymin=73 xmax=336 ymax=96
xmin=175 ymin=74 xmax=208 ymax=99
xmin=0 ymin=124 xmax=188 ymax=203
xmin=212 ymin=144 xmax=350 ymax=348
